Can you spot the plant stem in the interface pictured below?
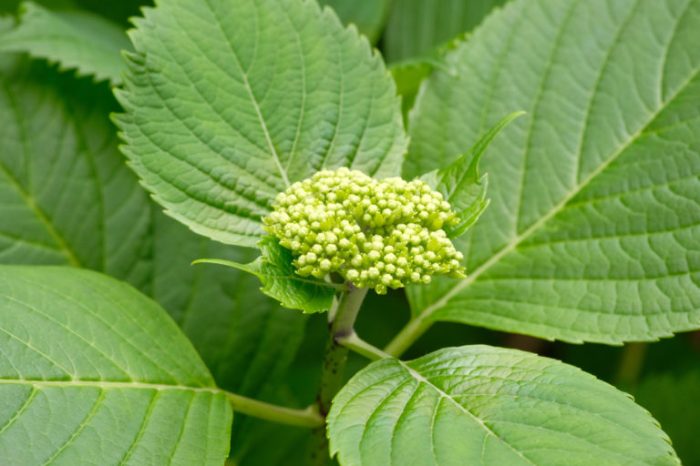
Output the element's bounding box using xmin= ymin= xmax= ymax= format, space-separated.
xmin=224 ymin=391 xmax=323 ymax=428
xmin=615 ymin=342 xmax=648 ymax=389
xmin=308 ymin=285 xmax=369 ymax=465
xmin=338 ymin=331 xmax=391 ymax=361
xmin=383 ymin=312 xmax=432 ymax=357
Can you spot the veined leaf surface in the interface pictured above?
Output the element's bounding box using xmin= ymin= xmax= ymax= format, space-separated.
xmin=0 ymin=266 xmax=232 ymax=465
xmin=328 ymin=345 xmax=679 ymax=466
xmin=403 ymin=0 xmax=700 ymax=344
xmin=116 ymin=0 xmax=407 ymax=248
xmin=0 ymin=56 xmax=307 ymax=413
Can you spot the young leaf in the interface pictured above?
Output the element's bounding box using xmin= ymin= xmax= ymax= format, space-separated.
xmin=404 ymin=0 xmax=700 ymax=344
xmin=0 ymin=2 xmax=131 ymax=83
xmin=328 ymin=345 xmax=679 ymax=466
xmin=318 ymin=0 xmax=390 ymax=43
xmin=423 ymin=111 xmax=524 ymax=238
xmin=383 ymin=0 xmax=506 ymax=62
xmin=115 ymin=0 xmax=407 ymax=249
xmin=196 ymin=236 xmax=336 ymax=314
xmin=0 ymin=266 xmax=232 ymax=464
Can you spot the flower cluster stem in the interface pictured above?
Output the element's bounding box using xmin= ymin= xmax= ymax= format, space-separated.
xmin=308 ymin=284 xmax=368 ymax=465
xmin=338 ymin=331 xmax=391 ymax=361
xmin=224 ymin=392 xmax=323 ymax=428
xmin=383 ymin=312 xmax=433 ymax=357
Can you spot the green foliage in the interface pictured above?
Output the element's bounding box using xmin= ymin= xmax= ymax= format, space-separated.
xmin=383 ymin=0 xmax=506 ymax=62
xmin=115 ymin=0 xmax=407 ymax=248
xmin=318 ymin=0 xmax=390 ymax=43
xmin=195 ymin=235 xmax=336 ymax=314
xmin=405 ymin=0 xmax=700 ymax=344
xmin=0 ymin=56 xmax=307 ymax=461
xmin=0 ymin=57 xmax=150 ymax=280
xmin=329 ymin=345 xmax=679 ymax=466
xmin=422 ymin=112 xmax=524 ymax=239
xmin=2 ymin=0 xmax=699 ymax=464
xmin=0 ymin=2 xmax=131 ymax=83
xmin=0 ymin=266 xmax=232 ymax=464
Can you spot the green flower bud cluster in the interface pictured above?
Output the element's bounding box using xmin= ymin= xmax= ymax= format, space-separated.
xmin=263 ymin=168 xmax=465 ymax=294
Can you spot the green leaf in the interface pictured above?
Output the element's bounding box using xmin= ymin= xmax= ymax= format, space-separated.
xmin=384 ymin=0 xmax=506 ymax=62
xmin=0 ymin=56 xmax=307 ymax=422
xmin=634 ymin=370 xmax=700 ymax=466
xmin=151 ymin=216 xmax=308 ymax=395
xmin=0 ymin=2 xmax=131 ymax=83
xmin=404 ymin=0 xmax=700 ymax=344
xmin=115 ymin=0 xmax=407 ymax=249
xmin=423 ymin=111 xmax=524 ymax=238
xmin=0 ymin=266 xmax=232 ymax=464
xmin=0 ymin=57 xmax=151 ymax=286
xmin=318 ymin=0 xmax=390 ymax=43
xmin=328 ymin=345 xmax=679 ymax=466
xmin=196 ymin=236 xmax=336 ymax=314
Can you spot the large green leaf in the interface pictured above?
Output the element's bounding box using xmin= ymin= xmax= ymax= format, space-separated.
xmin=402 ymin=0 xmax=700 ymax=344
xmin=115 ymin=0 xmax=407 ymax=248
xmin=0 ymin=56 xmax=306 ymax=411
xmin=0 ymin=266 xmax=232 ymax=464
xmin=0 ymin=57 xmax=151 ymax=286
xmin=0 ymin=2 xmax=131 ymax=83
xmin=383 ymin=0 xmax=507 ymax=62
xmin=328 ymin=345 xmax=679 ymax=466
xmin=318 ymin=0 xmax=390 ymax=43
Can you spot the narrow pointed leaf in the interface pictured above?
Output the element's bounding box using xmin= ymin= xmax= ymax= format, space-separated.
xmin=0 ymin=266 xmax=232 ymax=464
xmin=423 ymin=111 xmax=524 ymax=238
xmin=328 ymin=345 xmax=679 ymax=466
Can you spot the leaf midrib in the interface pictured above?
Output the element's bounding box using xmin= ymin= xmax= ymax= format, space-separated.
xmin=0 ymin=379 xmax=218 ymax=393
xmin=0 ymin=82 xmax=81 ymax=267
xmin=416 ymin=64 xmax=700 ymax=323
xmin=397 ymin=360 xmax=536 ymax=466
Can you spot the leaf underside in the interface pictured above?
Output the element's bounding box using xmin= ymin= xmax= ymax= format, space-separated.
xmin=328 ymin=345 xmax=679 ymax=466
xmin=115 ymin=0 xmax=407 ymax=248
xmin=0 ymin=266 xmax=232 ymax=465
xmin=406 ymin=0 xmax=700 ymax=344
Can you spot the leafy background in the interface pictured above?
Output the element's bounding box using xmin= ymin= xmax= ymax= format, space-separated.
xmin=0 ymin=0 xmax=698 ymax=465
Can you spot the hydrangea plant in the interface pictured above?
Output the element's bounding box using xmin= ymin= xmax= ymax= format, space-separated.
xmin=1 ymin=0 xmax=699 ymax=465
